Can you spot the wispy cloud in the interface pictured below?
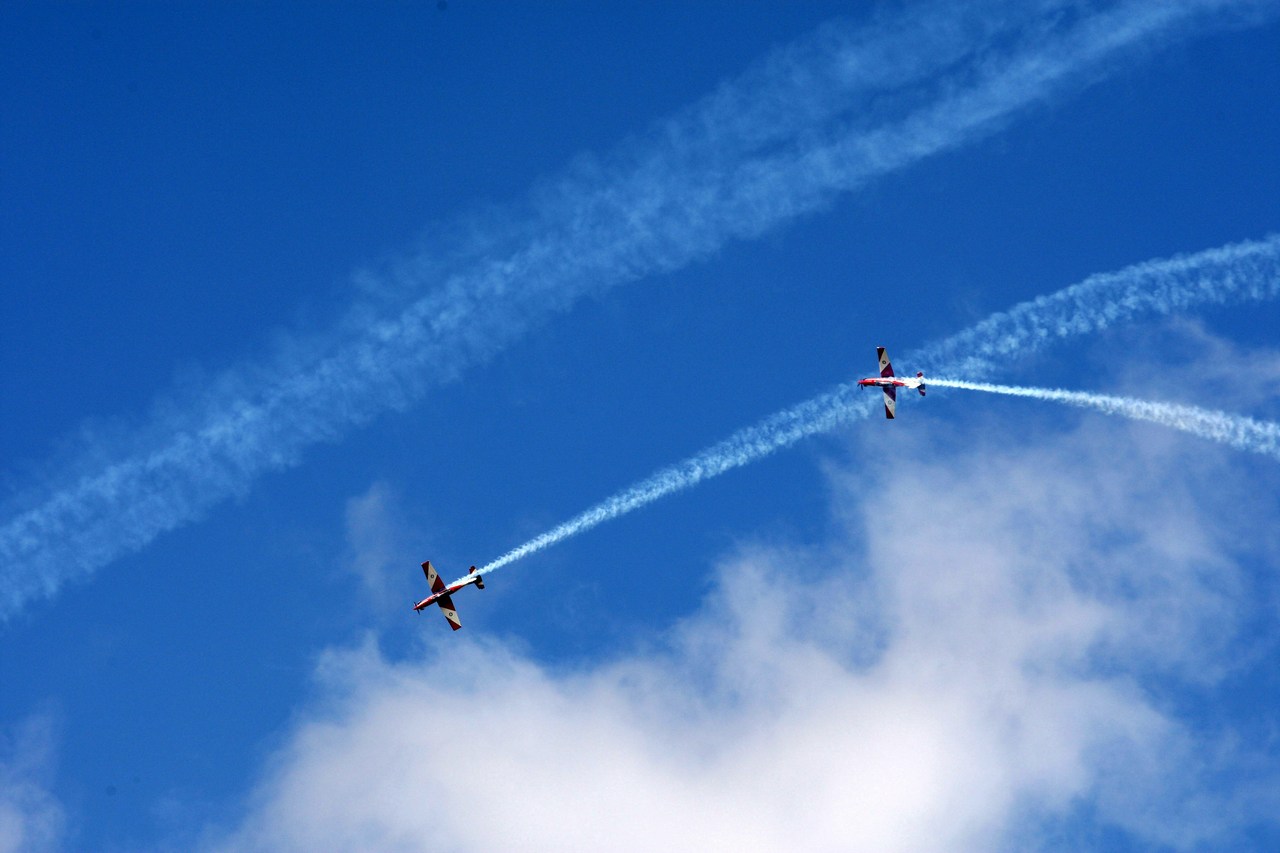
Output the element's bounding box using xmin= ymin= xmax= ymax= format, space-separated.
xmin=343 ymin=482 xmax=417 ymax=614
xmin=480 ymin=235 xmax=1280 ymax=577
xmin=1 ymin=0 xmax=1260 ymax=617
xmin=207 ymin=405 xmax=1280 ymax=852
xmin=0 ymin=715 xmax=62 ymax=853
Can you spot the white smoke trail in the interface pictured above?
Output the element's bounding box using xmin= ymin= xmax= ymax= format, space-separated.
xmin=0 ymin=0 xmax=1268 ymax=617
xmin=929 ymin=379 xmax=1280 ymax=459
xmin=477 ymin=234 xmax=1280 ymax=577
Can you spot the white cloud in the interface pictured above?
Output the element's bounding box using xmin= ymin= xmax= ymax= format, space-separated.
xmin=0 ymin=715 xmax=63 ymax=853
xmin=208 ymin=390 xmax=1280 ymax=852
xmin=1108 ymin=317 xmax=1280 ymax=417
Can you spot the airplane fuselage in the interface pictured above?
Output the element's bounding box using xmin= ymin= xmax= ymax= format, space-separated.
xmin=857 ymin=376 xmax=923 ymax=389
xmin=413 ymin=573 xmax=483 ymax=611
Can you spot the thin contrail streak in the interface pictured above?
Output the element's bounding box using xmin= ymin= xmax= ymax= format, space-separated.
xmin=0 ymin=0 xmax=1267 ymax=617
xmin=477 ymin=235 xmax=1280 ymax=577
xmin=928 ymin=379 xmax=1280 ymax=460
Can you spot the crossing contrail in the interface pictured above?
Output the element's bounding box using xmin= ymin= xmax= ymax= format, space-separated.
xmin=477 ymin=234 xmax=1280 ymax=577
xmin=928 ymin=379 xmax=1280 ymax=460
xmin=0 ymin=0 xmax=1269 ymax=617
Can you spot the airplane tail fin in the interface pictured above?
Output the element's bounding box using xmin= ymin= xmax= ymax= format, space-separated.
xmin=470 ymin=565 xmax=484 ymax=590
xmin=917 ymin=371 xmax=926 ymax=397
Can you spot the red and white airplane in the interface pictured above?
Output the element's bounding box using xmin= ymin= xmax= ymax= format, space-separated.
xmin=413 ymin=560 xmax=484 ymax=630
xmin=857 ymin=347 xmax=925 ymax=419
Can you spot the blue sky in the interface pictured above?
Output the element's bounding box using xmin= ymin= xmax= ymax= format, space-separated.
xmin=2 ymin=2 xmax=1280 ymax=850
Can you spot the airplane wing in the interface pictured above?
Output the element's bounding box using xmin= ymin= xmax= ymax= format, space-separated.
xmin=883 ymin=385 xmax=897 ymax=419
xmin=877 ymin=346 xmax=894 ymax=378
xmin=435 ymin=592 xmax=462 ymax=630
xmin=422 ymin=560 xmax=446 ymax=595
